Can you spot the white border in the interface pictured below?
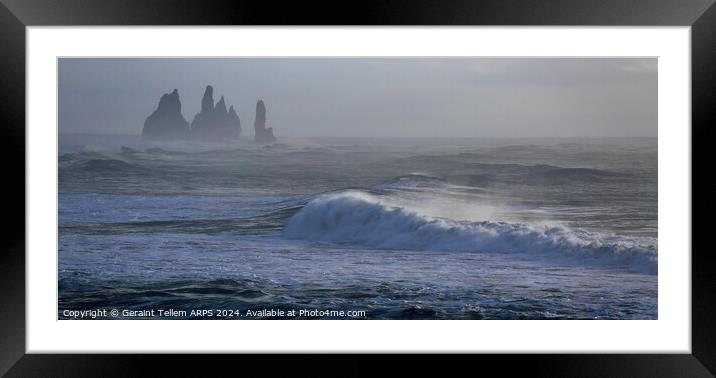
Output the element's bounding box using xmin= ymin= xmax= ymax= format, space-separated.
xmin=27 ymin=27 xmax=691 ymax=353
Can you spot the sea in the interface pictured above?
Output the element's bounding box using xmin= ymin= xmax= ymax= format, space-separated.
xmin=58 ymin=134 xmax=657 ymax=319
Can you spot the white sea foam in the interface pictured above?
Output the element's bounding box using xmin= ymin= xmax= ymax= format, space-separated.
xmin=284 ymin=191 xmax=658 ymax=274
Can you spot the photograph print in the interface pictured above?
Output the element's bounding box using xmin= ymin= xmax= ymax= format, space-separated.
xmin=58 ymin=57 xmax=657 ymax=320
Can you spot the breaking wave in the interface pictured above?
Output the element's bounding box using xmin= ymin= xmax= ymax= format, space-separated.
xmin=284 ymin=191 xmax=657 ymax=274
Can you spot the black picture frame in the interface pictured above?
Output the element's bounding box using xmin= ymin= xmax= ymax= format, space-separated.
xmin=1 ymin=0 xmax=714 ymax=375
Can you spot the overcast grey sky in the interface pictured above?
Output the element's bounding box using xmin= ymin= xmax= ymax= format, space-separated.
xmin=58 ymin=58 xmax=657 ymax=138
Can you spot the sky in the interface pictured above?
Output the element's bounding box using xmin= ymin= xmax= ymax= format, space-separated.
xmin=58 ymin=58 xmax=657 ymax=138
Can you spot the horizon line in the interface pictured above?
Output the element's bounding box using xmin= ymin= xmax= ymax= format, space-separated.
xmin=58 ymin=132 xmax=658 ymax=139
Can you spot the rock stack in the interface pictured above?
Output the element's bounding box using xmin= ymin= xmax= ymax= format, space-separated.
xmin=141 ymin=89 xmax=190 ymax=140
xmin=142 ymin=86 xmax=276 ymax=143
xmin=190 ymin=85 xmax=242 ymax=141
xmin=253 ymin=100 xmax=276 ymax=144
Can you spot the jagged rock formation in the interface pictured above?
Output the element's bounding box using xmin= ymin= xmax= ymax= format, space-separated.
xmin=254 ymin=100 xmax=276 ymax=144
xmin=190 ymin=85 xmax=242 ymax=141
xmin=142 ymin=89 xmax=190 ymax=140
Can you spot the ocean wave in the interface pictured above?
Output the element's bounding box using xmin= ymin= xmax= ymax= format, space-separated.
xmin=284 ymin=191 xmax=657 ymax=274
xmin=379 ymin=174 xmax=447 ymax=189
xmin=61 ymin=204 xmax=302 ymax=236
xmin=60 ymin=150 xmax=174 ymax=175
xmin=59 ymin=150 xmax=121 ymax=163
xmin=77 ymin=158 xmax=146 ymax=172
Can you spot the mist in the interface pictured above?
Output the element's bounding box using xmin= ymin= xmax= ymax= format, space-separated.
xmin=58 ymin=57 xmax=657 ymax=138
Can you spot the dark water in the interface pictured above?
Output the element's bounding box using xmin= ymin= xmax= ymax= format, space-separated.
xmin=58 ymin=135 xmax=657 ymax=319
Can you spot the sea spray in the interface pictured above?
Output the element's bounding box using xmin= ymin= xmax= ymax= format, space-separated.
xmin=284 ymin=191 xmax=657 ymax=274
